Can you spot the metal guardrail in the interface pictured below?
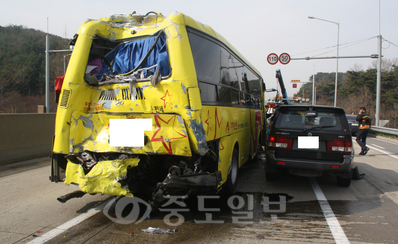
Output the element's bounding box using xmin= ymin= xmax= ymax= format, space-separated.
xmin=371 ymin=126 xmax=398 ymax=136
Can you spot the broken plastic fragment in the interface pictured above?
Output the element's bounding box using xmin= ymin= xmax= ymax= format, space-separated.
xmin=64 ymin=158 xmax=140 ymax=196
xmin=141 ymin=227 xmax=176 ymax=235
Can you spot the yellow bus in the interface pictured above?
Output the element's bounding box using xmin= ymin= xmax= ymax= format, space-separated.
xmin=51 ymin=11 xmax=266 ymax=202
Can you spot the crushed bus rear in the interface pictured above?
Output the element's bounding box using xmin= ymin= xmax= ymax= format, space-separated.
xmin=51 ymin=11 xmax=264 ymax=204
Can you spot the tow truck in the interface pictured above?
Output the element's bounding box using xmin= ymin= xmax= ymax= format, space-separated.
xmin=266 ymin=69 xmax=289 ymax=116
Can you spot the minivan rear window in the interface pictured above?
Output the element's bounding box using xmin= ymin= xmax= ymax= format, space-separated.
xmin=275 ymin=108 xmax=346 ymax=131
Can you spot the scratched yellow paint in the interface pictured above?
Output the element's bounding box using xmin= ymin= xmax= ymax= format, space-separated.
xmin=69 ymin=111 xmax=191 ymax=156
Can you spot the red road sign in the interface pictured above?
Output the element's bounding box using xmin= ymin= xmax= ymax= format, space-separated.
xmin=279 ymin=53 xmax=291 ymax=65
xmin=267 ymin=53 xmax=278 ymax=65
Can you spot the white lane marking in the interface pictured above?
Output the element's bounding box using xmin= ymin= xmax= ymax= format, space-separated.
xmin=310 ymin=178 xmax=350 ymax=244
xmin=370 ymin=144 xmax=385 ymax=149
xmin=27 ymin=199 xmax=111 ymax=244
xmin=373 ymin=138 xmax=398 ymax=146
xmin=367 ymin=145 xmax=398 ymax=160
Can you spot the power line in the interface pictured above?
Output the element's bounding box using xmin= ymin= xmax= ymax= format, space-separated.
xmin=293 ymin=36 xmax=378 ymax=57
xmin=382 ymin=38 xmax=398 ymax=49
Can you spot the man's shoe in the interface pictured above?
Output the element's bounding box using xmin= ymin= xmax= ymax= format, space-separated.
xmin=359 ymin=152 xmax=365 ymax=155
xmin=363 ymin=147 xmax=370 ymax=155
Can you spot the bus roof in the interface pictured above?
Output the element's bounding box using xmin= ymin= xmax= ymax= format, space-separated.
xmin=78 ymin=11 xmax=262 ymax=79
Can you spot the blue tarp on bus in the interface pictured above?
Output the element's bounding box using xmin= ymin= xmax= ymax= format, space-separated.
xmin=97 ymin=31 xmax=170 ymax=79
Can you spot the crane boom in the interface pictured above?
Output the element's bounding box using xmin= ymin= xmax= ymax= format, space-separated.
xmin=275 ymin=69 xmax=289 ymax=105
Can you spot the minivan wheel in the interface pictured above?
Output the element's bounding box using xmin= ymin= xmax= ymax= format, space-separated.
xmin=337 ymin=176 xmax=351 ymax=187
xmin=265 ymin=171 xmax=278 ymax=181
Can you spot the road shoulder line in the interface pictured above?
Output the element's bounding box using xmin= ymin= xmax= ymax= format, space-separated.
xmin=367 ymin=145 xmax=398 ymax=160
xmin=26 ymin=199 xmax=110 ymax=244
xmin=310 ymin=178 xmax=350 ymax=244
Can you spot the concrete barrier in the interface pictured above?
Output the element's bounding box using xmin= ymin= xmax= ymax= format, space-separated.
xmin=0 ymin=113 xmax=56 ymax=165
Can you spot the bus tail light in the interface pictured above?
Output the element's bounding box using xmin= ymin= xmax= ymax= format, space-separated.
xmin=268 ymin=136 xmax=293 ymax=149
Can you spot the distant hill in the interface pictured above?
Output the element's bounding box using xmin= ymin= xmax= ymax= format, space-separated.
xmin=0 ymin=25 xmax=70 ymax=112
xmin=295 ymin=63 xmax=398 ymax=128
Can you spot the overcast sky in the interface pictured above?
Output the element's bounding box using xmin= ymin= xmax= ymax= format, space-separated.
xmin=2 ymin=0 xmax=397 ymax=97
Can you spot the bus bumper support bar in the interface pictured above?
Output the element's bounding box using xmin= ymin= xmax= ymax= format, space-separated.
xmin=57 ymin=190 xmax=86 ymax=203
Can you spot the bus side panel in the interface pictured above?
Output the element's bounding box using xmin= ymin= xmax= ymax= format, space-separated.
xmin=202 ymin=106 xmax=252 ymax=161
xmin=166 ymin=14 xmax=209 ymax=156
xmin=250 ymin=109 xmax=263 ymax=160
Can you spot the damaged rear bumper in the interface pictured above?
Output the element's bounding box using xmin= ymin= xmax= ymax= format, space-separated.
xmin=60 ymin=152 xmax=222 ymax=201
xmin=64 ymin=157 xmax=140 ymax=197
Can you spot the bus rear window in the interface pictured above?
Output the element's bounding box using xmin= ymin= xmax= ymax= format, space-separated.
xmin=85 ymin=31 xmax=170 ymax=85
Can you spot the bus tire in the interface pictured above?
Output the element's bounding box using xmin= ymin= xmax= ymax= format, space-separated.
xmin=225 ymin=147 xmax=239 ymax=194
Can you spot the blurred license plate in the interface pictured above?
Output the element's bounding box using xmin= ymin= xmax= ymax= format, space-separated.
xmin=298 ymin=136 xmax=319 ymax=149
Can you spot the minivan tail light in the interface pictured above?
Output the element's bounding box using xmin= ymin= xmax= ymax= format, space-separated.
xmin=268 ymin=136 xmax=293 ymax=149
xmin=345 ymin=140 xmax=353 ymax=152
xmin=327 ymin=139 xmax=352 ymax=153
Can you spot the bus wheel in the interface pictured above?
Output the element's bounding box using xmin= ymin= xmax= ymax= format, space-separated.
xmin=225 ymin=148 xmax=239 ymax=194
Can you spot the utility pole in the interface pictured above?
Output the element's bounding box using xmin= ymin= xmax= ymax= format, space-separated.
xmin=375 ymin=0 xmax=382 ymax=127
xmin=45 ymin=34 xmax=50 ymax=113
xmin=375 ymin=35 xmax=382 ymax=126
xmin=312 ymin=66 xmax=315 ymax=105
xmin=308 ymin=16 xmax=339 ymax=107
xmin=45 ymin=28 xmax=72 ymax=113
xmin=45 ymin=17 xmax=50 ymax=113
xmin=335 ymin=23 xmax=339 ymax=107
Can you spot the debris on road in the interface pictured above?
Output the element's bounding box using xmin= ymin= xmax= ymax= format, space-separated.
xmin=142 ymin=227 xmax=177 ymax=235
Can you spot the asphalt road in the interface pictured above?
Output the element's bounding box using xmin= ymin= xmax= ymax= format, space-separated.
xmin=1 ymin=136 xmax=397 ymax=244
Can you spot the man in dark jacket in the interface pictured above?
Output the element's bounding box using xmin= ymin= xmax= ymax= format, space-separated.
xmin=356 ymin=107 xmax=372 ymax=155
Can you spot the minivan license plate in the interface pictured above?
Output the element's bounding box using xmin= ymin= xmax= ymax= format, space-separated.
xmin=298 ymin=136 xmax=319 ymax=149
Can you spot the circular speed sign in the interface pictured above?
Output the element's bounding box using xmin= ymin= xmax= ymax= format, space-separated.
xmin=267 ymin=53 xmax=278 ymax=65
xmin=279 ymin=53 xmax=291 ymax=65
